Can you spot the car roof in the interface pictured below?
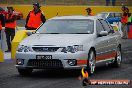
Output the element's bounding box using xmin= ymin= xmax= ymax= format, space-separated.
xmin=49 ymin=15 xmax=102 ymax=20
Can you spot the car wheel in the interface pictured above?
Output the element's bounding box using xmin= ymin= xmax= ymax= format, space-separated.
xmin=87 ymin=50 xmax=96 ymax=75
xmin=18 ymin=68 xmax=33 ymax=76
xmin=112 ymin=47 xmax=122 ymax=67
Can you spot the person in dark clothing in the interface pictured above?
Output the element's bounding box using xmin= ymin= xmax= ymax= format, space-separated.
xmin=25 ymin=2 xmax=46 ymax=30
xmin=112 ymin=0 xmax=116 ymax=6
xmin=106 ymin=0 xmax=110 ymax=6
xmin=5 ymin=7 xmax=17 ymax=52
xmin=126 ymin=8 xmax=132 ymax=33
xmin=0 ymin=14 xmax=5 ymax=40
xmin=106 ymin=0 xmax=116 ymax=6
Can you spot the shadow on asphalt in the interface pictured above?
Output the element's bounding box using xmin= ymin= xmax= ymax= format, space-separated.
xmin=18 ymin=69 xmax=81 ymax=78
xmin=16 ymin=65 xmax=120 ymax=79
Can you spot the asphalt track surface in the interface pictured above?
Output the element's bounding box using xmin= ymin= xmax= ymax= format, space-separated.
xmin=0 ymin=20 xmax=132 ymax=88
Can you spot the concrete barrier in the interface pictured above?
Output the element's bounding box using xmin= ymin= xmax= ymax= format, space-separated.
xmin=11 ymin=30 xmax=28 ymax=59
xmin=0 ymin=49 xmax=4 ymax=62
xmin=11 ymin=5 xmax=132 ymax=20
xmin=11 ymin=29 xmax=34 ymax=59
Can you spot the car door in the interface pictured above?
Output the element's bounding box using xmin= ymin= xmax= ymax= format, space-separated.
xmin=99 ymin=19 xmax=117 ymax=59
xmin=95 ymin=19 xmax=109 ymax=61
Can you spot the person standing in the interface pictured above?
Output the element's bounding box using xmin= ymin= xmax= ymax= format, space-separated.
xmin=5 ymin=7 xmax=17 ymax=52
xmin=85 ymin=8 xmax=94 ymax=16
xmin=25 ymin=2 xmax=46 ymax=30
xmin=106 ymin=0 xmax=116 ymax=6
xmin=121 ymin=6 xmax=128 ymax=39
xmin=126 ymin=8 xmax=132 ymax=38
xmin=126 ymin=8 xmax=131 ymax=32
xmin=112 ymin=0 xmax=116 ymax=6
xmin=0 ymin=13 xmax=5 ymax=40
xmin=106 ymin=0 xmax=110 ymax=6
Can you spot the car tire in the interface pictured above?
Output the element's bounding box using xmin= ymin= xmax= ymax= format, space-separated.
xmin=87 ymin=50 xmax=96 ymax=75
xmin=112 ymin=47 xmax=122 ymax=67
xmin=18 ymin=68 xmax=33 ymax=76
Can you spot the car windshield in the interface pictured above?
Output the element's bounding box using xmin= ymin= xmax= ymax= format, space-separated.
xmin=36 ymin=19 xmax=94 ymax=34
xmin=97 ymin=13 xmax=108 ymax=19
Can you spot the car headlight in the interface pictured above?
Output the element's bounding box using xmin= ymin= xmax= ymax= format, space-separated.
xmin=62 ymin=45 xmax=83 ymax=53
xmin=17 ymin=45 xmax=33 ymax=52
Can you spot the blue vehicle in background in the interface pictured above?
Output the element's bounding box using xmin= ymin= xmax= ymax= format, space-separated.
xmin=97 ymin=12 xmax=123 ymax=37
xmin=97 ymin=12 xmax=122 ymax=24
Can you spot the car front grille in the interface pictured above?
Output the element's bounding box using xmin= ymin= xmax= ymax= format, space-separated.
xmin=27 ymin=59 xmax=63 ymax=69
xmin=32 ymin=47 xmax=60 ymax=52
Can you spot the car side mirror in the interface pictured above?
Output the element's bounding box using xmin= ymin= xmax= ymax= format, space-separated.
xmin=98 ymin=31 xmax=108 ymax=37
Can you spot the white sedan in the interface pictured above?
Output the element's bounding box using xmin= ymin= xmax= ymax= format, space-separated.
xmin=15 ymin=16 xmax=122 ymax=75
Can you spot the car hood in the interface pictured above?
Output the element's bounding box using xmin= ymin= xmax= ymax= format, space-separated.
xmin=20 ymin=34 xmax=94 ymax=46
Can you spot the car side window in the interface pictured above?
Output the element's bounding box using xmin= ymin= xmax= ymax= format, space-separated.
xmin=108 ymin=13 xmax=114 ymax=18
xmin=106 ymin=21 xmax=115 ymax=33
xmin=115 ymin=13 xmax=122 ymax=17
xmin=99 ymin=19 xmax=112 ymax=34
xmin=96 ymin=20 xmax=105 ymax=34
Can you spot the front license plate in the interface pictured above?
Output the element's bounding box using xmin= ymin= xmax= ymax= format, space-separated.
xmin=36 ymin=55 xmax=52 ymax=59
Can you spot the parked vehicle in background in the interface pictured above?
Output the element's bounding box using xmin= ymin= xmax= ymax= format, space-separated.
xmin=15 ymin=15 xmax=122 ymax=76
xmin=0 ymin=6 xmax=23 ymax=20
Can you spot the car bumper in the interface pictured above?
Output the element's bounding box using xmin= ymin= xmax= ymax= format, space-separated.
xmin=15 ymin=51 xmax=88 ymax=69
